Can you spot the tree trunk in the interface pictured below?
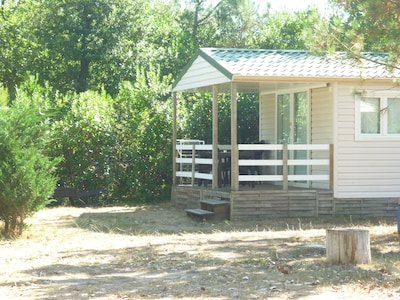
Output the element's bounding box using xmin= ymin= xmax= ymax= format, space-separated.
xmin=77 ymin=58 xmax=90 ymax=93
xmin=77 ymin=3 xmax=92 ymax=93
xmin=326 ymin=229 xmax=371 ymax=264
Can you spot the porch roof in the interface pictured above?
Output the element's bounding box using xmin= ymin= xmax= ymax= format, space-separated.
xmin=172 ymin=48 xmax=400 ymax=93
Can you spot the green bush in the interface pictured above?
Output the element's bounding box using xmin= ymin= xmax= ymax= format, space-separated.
xmin=112 ymin=72 xmax=173 ymax=203
xmin=0 ymin=95 xmax=60 ymax=238
xmin=181 ymin=93 xmax=259 ymax=144
xmin=50 ymin=89 xmax=115 ymax=198
xmin=47 ymin=68 xmax=173 ymax=204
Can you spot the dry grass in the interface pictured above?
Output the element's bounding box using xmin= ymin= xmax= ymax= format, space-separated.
xmin=0 ymin=202 xmax=399 ymax=299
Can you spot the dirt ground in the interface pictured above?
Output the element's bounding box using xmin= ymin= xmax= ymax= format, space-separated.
xmin=0 ymin=202 xmax=399 ymax=300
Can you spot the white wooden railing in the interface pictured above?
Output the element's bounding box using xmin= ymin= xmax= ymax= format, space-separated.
xmin=175 ymin=143 xmax=333 ymax=189
xmin=176 ymin=144 xmax=214 ymax=184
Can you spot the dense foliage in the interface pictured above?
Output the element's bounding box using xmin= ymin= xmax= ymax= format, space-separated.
xmin=50 ymin=89 xmax=115 ymax=195
xmin=0 ymin=83 xmax=60 ymax=237
xmin=180 ymin=93 xmax=260 ymax=144
xmin=47 ymin=68 xmax=173 ymax=205
xmin=309 ymin=0 xmax=400 ymax=67
xmin=111 ymin=70 xmax=173 ymax=203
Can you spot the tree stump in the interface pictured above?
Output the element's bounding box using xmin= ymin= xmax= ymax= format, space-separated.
xmin=326 ymin=229 xmax=371 ymax=264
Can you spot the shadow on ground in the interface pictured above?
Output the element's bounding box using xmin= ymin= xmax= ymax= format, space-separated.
xmin=2 ymin=204 xmax=399 ymax=299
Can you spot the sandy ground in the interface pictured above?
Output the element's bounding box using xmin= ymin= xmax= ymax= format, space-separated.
xmin=0 ymin=203 xmax=399 ymax=299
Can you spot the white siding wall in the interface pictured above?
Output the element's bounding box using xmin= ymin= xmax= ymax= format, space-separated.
xmin=310 ymin=87 xmax=334 ymax=144
xmin=335 ymin=82 xmax=400 ymax=198
xmin=173 ymin=56 xmax=230 ymax=91
xmin=310 ymin=87 xmax=334 ymax=189
xmin=260 ymin=93 xmax=276 ymax=143
xmin=260 ymin=94 xmax=276 ymax=175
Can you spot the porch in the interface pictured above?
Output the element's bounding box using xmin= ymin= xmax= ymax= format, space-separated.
xmin=173 ymin=142 xmax=335 ymax=220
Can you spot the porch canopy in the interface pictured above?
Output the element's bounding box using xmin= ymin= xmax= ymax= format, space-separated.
xmin=171 ymin=48 xmax=398 ymax=191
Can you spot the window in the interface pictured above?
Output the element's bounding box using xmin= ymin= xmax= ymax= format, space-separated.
xmin=360 ymin=97 xmax=380 ymax=134
xmin=277 ymin=91 xmax=308 ymax=144
xmin=276 ymin=91 xmax=309 ymax=186
xmin=357 ymin=93 xmax=400 ymax=138
xmin=387 ymin=98 xmax=400 ymax=134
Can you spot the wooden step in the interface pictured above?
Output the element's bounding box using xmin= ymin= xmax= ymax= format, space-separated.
xmin=186 ymin=199 xmax=231 ymax=222
xmin=200 ymin=199 xmax=230 ymax=220
xmin=200 ymin=199 xmax=230 ymax=208
xmin=200 ymin=199 xmax=230 ymax=205
xmin=185 ymin=208 xmax=214 ymax=221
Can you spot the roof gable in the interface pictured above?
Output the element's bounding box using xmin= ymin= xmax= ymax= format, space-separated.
xmin=173 ymin=54 xmax=232 ymax=92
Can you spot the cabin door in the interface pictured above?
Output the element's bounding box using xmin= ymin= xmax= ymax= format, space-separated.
xmin=277 ymin=91 xmax=309 ymax=186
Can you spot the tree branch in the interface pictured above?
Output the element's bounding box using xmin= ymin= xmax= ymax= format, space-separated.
xmin=197 ymin=0 xmax=223 ymax=25
xmin=330 ymin=33 xmax=400 ymax=72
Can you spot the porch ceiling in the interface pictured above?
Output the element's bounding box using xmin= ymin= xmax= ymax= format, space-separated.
xmin=191 ymin=80 xmax=327 ymax=94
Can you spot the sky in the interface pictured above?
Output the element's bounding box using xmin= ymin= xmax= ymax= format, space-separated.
xmin=257 ymin=0 xmax=330 ymax=13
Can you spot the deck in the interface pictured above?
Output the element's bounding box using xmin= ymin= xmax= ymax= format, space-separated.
xmin=173 ymin=183 xmax=334 ymax=220
xmin=173 ymin=143 xmax=397 ymax=220
xmin=173 ymin=184 xmax=397 ymax=220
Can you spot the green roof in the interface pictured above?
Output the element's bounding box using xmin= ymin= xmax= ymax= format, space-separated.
xmin=172 ymin=48 xmax=399 ymax=92
xmin=200 ymin=48 xmax=397 ymax=78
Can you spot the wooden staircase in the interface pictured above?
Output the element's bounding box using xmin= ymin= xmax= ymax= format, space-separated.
xmin=186 ymin=199 xmax=230 ymax=221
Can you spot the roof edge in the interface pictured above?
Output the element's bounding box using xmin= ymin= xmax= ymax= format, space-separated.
xmin=171 ymin=49 xmax=202 ymax=91
xmin=197 ymin=48 xmax=233 ymax=80
xmin=232 ymin=75 xmax=399 ymax=83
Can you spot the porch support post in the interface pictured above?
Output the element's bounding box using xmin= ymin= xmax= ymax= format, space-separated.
xmin=329 ymin=144 xmax=334 ymax=191
xmin=172 ymin=92 xmax=177 ymax=187
xmin=231 ymin=83 xmax=239 ymax=191
xmin=282 ymin=144 xmax=288 ymax=191
xmin=212 ymin=85 xmax=219 ymax=189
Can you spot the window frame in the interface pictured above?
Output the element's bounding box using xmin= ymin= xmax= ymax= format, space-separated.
xmin=355 ymin=91 xmax=400 ymax=140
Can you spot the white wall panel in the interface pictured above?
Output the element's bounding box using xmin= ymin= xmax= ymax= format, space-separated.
xmin=310 ymin=87 xmax=333 ymax=189
xmin=173 ymin=56 xmax=230 ymax=91
xmin=335 ymin=82 xmax=400 ymax=198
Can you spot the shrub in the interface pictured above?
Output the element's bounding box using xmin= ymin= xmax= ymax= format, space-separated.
xmin=112 ymin=70 xmax=173 ymax=203
xmin=48 ymin=70 xmax=173 ymax=204
xmin=0 ymin=91 xmax=60 ymax=238
xmin=50 ymin=90 xmax=115 ymax=198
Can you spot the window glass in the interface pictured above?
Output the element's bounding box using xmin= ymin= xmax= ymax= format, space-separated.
xmin=277 ymin=94 xmax=290 ymax=143
xmin=360 ymin=97 xmax=380 ymax=134
xmin=294 ymin=92 xmax=308 ymax=144
xmin=388 ymin=98 xmax=400 ymax=134
xmin=293 ymin=92 xmax=308 ymax=177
